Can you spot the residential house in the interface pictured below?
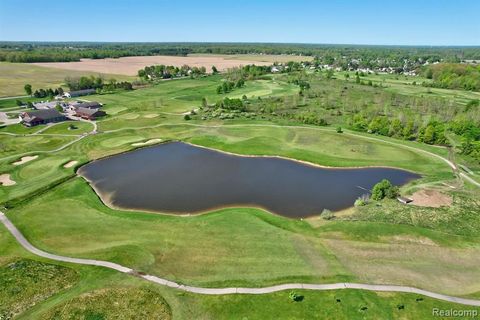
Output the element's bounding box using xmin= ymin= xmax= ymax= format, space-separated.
xmin=19 ymin=109 xmax=66 ymax=127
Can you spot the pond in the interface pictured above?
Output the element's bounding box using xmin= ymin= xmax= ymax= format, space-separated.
xmin=78 ymin=142 xmax=420 ymax=218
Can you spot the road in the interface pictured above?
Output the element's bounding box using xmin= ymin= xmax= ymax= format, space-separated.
xmin=1 ymin=211 xmax=479 ymax=306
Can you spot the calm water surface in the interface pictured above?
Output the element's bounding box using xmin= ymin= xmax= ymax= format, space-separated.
xmin=78 ymin=142 xmax=420 ymax=218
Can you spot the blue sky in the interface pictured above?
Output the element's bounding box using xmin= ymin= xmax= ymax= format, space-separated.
xmin=0 ymin=0 xmax=478 ymax=45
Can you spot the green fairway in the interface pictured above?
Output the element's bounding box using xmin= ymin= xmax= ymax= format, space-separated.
xmin=2 ymin=220 xmax=479 ymax=320
xmin=0 ymin=67 xmax=479 ymax=319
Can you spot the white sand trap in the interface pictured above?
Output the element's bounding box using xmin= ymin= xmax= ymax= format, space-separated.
xmin=144 ymin=114 xmax=159 ymax=118
xmin=63 ymin=160 xmax=78 ymax=168
xmin=131 ymin=139 xmax=162 ymax=147
xmin=13 ymin=155 xmax=38 ymax=166
xmin=0 ymin=174 xmax=16 ymax=186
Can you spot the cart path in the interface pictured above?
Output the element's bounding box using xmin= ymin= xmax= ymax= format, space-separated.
xmin=1 ymin=212 xmax=479 ymax=306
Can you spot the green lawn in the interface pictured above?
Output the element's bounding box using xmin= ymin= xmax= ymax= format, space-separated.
xmin=2 ymin=224 xmax=479 ymax=320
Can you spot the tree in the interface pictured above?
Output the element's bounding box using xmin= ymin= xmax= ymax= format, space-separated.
xmin=24 ymin=84 xmax=32 ymax=96
xmin=211 ymin=65 xmax=218 ymax=74
xmin=289 ymin=291 xmax=303 ymax=302
xmin=355 ymin=74 xmax=361 ymax=84
xmin=55 ymin=104 xmax=63 ymax=113
xmin=184 ymin=114 xmax=191 ymax=120
xmin=326 ymin=69 xmax=334 ymax=79
xmin=201 ymin=97 xmax=208 ymax=109
xmin=371 ymin=179 xmax=399 ymax=200
xmin=336 ymin=126 xmax=343 ymax=133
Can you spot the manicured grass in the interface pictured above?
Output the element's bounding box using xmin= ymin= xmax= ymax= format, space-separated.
xmin=0 ymin=70 xmax=479 ymax=318
xmin=176 ymin=289 xmax=480 ymax=320
xmin=40 ymin=121 xmax=94 ymax=135
xmin=0 ymin=62 xmax=135 ymax=97
xmin=6 ymin=177 xmax=480 ymax=296
xmin=1 ymin=224 xmax=479 ymax=320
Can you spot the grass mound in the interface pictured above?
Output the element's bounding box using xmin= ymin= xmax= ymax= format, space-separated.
xmin=41 ymin=287 xmax=171 ymax=320
xmin=0 ymin=259 xmax=78 ymax=319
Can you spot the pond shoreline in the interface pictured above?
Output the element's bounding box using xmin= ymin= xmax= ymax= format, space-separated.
xmin=78 ymin=141 xmax=420 ymax=218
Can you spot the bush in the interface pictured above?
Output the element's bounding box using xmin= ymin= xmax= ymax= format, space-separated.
xmin=320 ymin=209 xmax=335 ymax=220
xmin=289 ymin=291 xmax=303 ymax=302
xmin=355 ymin=194 xmax=370 ymax=207
xmin=336 ymin=126 xmax=343 ymax=133
xmin=183 ymin=114 xmax=191 ymax=121
xmin=371 ymin=179 xmax=399 ymax=200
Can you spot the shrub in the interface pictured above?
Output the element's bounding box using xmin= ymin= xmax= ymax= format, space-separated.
xmin=371 ymin=179 xmax=399 ymax=200
xmin=320 ymin=209 xmax=335 ymax=220
xmin=354 ymin=194 xmax=370 ymax=207
xmin=336 ymin=126 xmax=343 ymax=133
xmin=289 ymin=291 xmax=303 ymax=302
xmin=183 ymin=114 xmax=191 ymax=121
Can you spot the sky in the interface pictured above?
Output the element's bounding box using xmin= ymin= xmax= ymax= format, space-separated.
xmin=0 ymin=0 xmax=479 ymax=45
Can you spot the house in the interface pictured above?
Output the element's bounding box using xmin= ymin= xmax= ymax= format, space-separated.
xmin=64 ymin=89 xmax=96 ymax=98
xmin=20 ymin=109 xmax=66 ymax=127
xmin=75 ymin=107 xmax=106 ymax=120
xmin=67 ymin=101 xmax=102 ymax=113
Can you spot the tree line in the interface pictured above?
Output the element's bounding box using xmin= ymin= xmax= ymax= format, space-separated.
xmin=2 ymin=42 xmax=479 ymax=64
xmin=65 ymin=76 xmax=133 ymax=92
xmin=137 ymin=64 xmax=206 ymax=80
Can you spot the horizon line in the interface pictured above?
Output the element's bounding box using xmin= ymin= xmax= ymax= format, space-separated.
xmin=1 ymin=40 xmax=479 ymax=48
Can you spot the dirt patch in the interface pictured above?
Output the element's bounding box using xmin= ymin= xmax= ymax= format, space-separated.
xmin=63 ymin=160 xmax=78 ymax=168
xmin=32 ymin=55 xmax=273 ymax=76
xmin=0 ymin=173 xmax=16 ymax=186
xmin=382 ymin=235 xmax=438 ymax=246
xmin=13 ymin=155 xmax=38 ymax=166
xmin=410 ymin=189 xmax=452 ymax=208
xmin=131 ymin=139 xmax=162 ymax=147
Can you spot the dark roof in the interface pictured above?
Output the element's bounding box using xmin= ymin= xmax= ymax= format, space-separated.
xmin=22 ymin=109 xmax=64 ymax=121
xmin=76 ymin=107 xmax=103 ymax=116
xmin=68 ymin=89 xmax=96 ymax=96
xmin=73 ymin=101 xmax=102 ymax=109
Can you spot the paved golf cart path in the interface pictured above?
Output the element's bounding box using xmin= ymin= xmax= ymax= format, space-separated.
xmin=1 ymin=212 xmax=479 ymax=306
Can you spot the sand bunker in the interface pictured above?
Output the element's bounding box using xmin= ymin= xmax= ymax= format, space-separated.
xmin=410 ymin=189 xmax=452 ymax=208
xmin=0 ymin=174 xmax=16 ymax=186
xmin=63 ymin=160 xmax=78 ymax=168
xmin=13 ymin=155 xmax=38 ymax=166
xmin=144 ymin=114 xmax=159 ymax=118
xmin=131 ymin=139 xmax=162 ymax=147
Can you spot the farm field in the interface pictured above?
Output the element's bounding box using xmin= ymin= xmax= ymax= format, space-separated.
xmin=0 ymin=62 xmax=135 ymax=97
xmin=1 ymin=65 xmax=480 ymax=319
xmin=30 ymin=54 xmax=306 ymax=76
